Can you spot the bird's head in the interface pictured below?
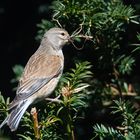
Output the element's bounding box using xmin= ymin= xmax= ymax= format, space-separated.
xmin=43 ymin=28 xmax=70 ymax=50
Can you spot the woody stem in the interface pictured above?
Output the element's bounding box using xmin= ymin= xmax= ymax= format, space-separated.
xmin=31 ymin=107 xmax=40 ymax=140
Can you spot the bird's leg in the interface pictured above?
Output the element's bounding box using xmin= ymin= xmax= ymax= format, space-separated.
xmin=45 ymin=95 xmax=62 ymax=103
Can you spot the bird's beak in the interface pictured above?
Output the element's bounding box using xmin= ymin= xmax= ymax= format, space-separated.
xmin=68 ymin=36 xmax=74 ymax=44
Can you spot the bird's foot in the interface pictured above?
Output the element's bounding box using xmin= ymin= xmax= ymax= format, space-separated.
xmin=45 ymin=95 xmax=62 ymax=103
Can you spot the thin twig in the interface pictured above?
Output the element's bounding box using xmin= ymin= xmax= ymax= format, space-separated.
xmin=69 ymin=33 xmax=93 ymax=50
xmin=52 ymin=12 xmax=62 ymax=28
xmin=70 ymin=23 xmax=83 ymax=38
xmin=75 ymin=34 xmax=93 ymax=40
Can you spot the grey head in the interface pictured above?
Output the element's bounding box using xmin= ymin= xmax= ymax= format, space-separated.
xmin=42 ymin=27 xmax=70 ymax=50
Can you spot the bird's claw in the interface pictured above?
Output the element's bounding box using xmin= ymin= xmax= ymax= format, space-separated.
xmin=45 ymin=95 xmax=62 ymax=103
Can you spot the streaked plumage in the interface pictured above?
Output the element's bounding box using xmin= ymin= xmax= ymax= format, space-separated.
xmin=0 ymin=27 xmax=70 ymax=131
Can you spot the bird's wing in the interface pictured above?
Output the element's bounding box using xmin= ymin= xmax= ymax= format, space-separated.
xmin=9 ymin=53 xmax=63 ymax=109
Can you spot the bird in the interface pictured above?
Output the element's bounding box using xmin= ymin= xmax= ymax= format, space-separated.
xmin=0 ymin=27 xmax=70 ymax=131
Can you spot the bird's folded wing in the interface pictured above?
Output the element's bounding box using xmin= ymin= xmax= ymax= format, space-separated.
xmin=9 ymin=54 xmax=63 ymax=109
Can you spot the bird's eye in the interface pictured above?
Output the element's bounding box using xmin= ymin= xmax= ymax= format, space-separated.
xmin=61 ymin=32 xmax=65 ymax=36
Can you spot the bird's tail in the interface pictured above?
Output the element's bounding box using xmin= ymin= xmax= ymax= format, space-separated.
xmin=0 ymin=99 xmax=31 ymax=131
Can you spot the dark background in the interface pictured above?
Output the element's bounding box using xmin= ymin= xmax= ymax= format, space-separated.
xmin=0 ymin=0 xmax=52 ymax=98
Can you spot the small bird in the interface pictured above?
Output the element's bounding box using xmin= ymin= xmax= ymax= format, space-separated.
xmin=0 ymin=27 xmax=70 ymax=131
